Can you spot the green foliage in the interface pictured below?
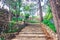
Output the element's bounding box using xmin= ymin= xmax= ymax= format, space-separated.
xmin=43 ymin=4 xmax=56 ymax=32
xmin=0 ymin=37 xmax=4 ymax=40
xmin=46 ymin=5 xmax=52 ymax=13
xmin=42 ymin=4 xmax=56 ymax=33
xmin=12 ymin=17 xmax=17 ymax=22
xmin=44 ymin=4 xmax=53 ymax=20
xmin=12 ymin=17 xmax=23 ymax=22
xmin=4 ymin=22 xmax=19 ymax=33
xmin=24 ymin=5 xmax=30 ymax=11
xmin=25 ymin=13 xmax=30 ymax=20
xmin=8 ymin=22 xmax=15 ymax=33
xmin=47 ymin=13 xmax=53 ymax=20
xmin=5 ymin=0 xmax=22 ymax=21
xmin=18 ymin=17 xmax=23 ymax=21
xmin=3 ymin=0 xmax=24 ymax=33
xmin=27 ymin=20 xmax=39 ymax=23
xmin=42 ymin=19 xmax=56 ymax=32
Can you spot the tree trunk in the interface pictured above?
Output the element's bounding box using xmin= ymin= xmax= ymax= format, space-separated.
xmin=49 ymin=0 xmax=60 ymax=40
xmin=38 ymin=0 xmax=43 ymax=22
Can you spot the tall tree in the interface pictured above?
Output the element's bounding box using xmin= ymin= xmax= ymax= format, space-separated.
xmin=49 ymin=0 xmax=60 ymax=40
xmin=38 ymin=0 xmax=43 ymax=22
xmin=4 ymin=0 xmax=21 ymax=22
xmin=23 ymin=5 xmax=30 ymax=25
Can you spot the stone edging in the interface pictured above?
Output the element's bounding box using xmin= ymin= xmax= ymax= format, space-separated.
xmin=40 ymin=23 xmax=58 ymax=40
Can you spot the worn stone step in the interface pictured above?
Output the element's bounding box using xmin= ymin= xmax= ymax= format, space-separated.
xmin=20 ymin=31 xmax=44 ymax=34
xmin=11 ymin=25 xmax=47 ymax=40
xmin=20 ymin=26 xmax=44 ymax=33
xmin=12 ymin=37 xmax=47 ymax=40
xmin=16 ymin=33 xmax=46 ymax=38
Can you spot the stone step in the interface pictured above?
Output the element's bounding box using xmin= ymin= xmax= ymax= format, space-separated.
xmin=12 ymin=37 xmax=47 ymax=40
xmin=20 ymin=26 xmax=44 ymax=34
xmin=16 ymin=33 xmax=46 ymax=38
xmin=11 ymin=25 xmax=47 ymax=40
xmin=12 ymin=33 xmax=47 ymax=40
xmin=12 ymin=33 xmax=46 ymax=40
xmin=19 ymin=32 xmax=44 ymax=34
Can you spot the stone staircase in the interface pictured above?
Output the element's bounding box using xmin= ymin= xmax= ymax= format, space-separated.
xmin=11 ymin=25 xmax=47 ymax=40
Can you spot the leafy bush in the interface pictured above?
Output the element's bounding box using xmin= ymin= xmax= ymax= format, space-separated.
xmin=43 ymin=4 xmax=56 ymax=32
xmin=4 ymin=22 xmax=19 ymax=33
xmin=44 ymin=4 xmax=53 ymax=20
xmin=12 ymin=17 xmax=23 ymax=21
xmin=25 ymin=13 xmax=30 ymax=20
xmin=12 ymin=17 xmax=17 ymax=21
xmin=0 ymin=37 xmax=4 ymax=40
xmin=42 ymin=19 xmax=56 ymax=32
xmin=18 ymin=17 xmax=23 ymax=21
xmin=8 ymin=22 xmax=15 ymax=33
xmin=24 ymin=5 xmax=30 ymax=11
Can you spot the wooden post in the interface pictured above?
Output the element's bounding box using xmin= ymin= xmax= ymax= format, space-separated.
xmin=49 ymin=0 xmax=60 ymax=40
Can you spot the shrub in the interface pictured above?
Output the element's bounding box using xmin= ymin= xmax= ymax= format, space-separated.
xmin=12 ymin=17 xmax=23 ymax=21
xmin=0 ymin=37 xmax=4 ymax=40
xmin=42 ymin=19 xmax=56 ymax=32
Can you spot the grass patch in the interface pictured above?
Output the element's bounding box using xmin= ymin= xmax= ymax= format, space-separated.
xmin=27 ymin=20 xmax=39 ymax=23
